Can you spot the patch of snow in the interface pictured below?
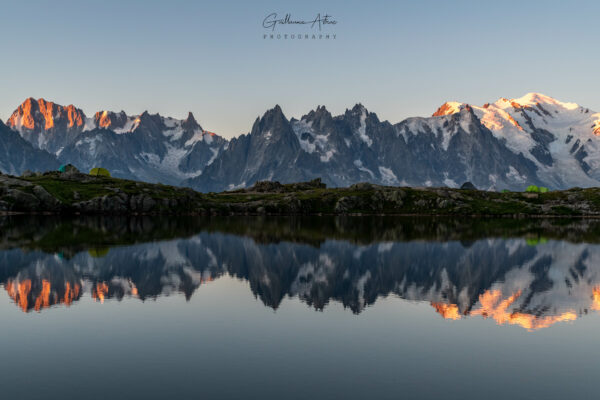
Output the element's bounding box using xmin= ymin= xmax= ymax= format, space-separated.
xmin=83 ymin=117 xmax=96 ymax=132
xmin=379 ymin=166 xmax=399 ymax=185
xmin=117 ymin=117 xmax=139 ymax=134
xmin=163 ymin=127 xmax=185 ymax=141
xmin=292 ymin=119 xmax=336 ymax=161
xmin=356 ymin=108 xmax=372 ymax=146
xmin=354 ymin=270 xmax=372 ymax=309
xmin=377 ymin=242 xmax=394 ymax=253
xmin=11 ymin=114 xmax=24 ymax=131
xmin=506 ymin=166 xmax=526 ymax=183
xmin=443 ymin=174 xmax=457 ymax=188
xmin=185 ymin=129 xmax=212 ymax=147
xmin=354 ymin=159 xmax=375 ymax=178
xmin=458 ymin=112 xmax=473 ymax=135
xmin=291 ymin=120 xmax=316 ymax=153
xmin=511 ymin=92 xmax=579 ymax=111
xmin=227 ymin=181 xmax=246 ymax=190
xmin=140 ymin=152 xmax=160 ymax=165
xmin=320 ymin=149 xmax=335 ymax=162
xmin=163 ymin=117 xmax=177 ymax=128
xmin=76 ymin=136 xmax=102 ymax=157
xmin=206 ymin=147 xmax=219 ymax=166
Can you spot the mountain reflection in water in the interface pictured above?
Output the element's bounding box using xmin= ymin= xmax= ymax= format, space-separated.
xmin=1 ymin=215 xmax=600 ymax=330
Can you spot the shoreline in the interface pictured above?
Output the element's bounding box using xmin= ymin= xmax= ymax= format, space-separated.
xmin=2 ymin=172 xmax=600 ymax=217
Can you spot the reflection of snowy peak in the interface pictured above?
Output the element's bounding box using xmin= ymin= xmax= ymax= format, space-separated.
xmin=399 ymin=239 xmax=600 ymax=330
xmin=3 ymin=228 xmax=600 ymax=330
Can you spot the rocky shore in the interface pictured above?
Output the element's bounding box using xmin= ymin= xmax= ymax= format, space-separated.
xmin=1 ymin=170 xmax=600 ymax=216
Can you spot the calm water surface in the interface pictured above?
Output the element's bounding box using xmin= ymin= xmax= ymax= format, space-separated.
xmin=1 ymin=216 xmax=599 ymax=399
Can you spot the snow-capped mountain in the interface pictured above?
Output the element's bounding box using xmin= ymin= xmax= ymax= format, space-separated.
xmin=187 ymin=92 xmax=600 ymax=192
xmin=3 ymin=93 xmax=600 ymax=190
xmin=5 ymin=98 xmax=226 ymax=184
xmin=430 ymin=93 xmax=600 ymax=189
xmin=185 ymin=101 xmax=537 ymax=191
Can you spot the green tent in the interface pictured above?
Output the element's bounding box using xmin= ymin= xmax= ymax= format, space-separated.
xmin=89 ymin=167 xmax=111 ymax=177
xmin=59 ymin=164 xmax=79 ymax=173
xmin=525 ymin=185 xmax=549 ymax=193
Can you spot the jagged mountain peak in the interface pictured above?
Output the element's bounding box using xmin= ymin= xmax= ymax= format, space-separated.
xmin=342 ymin=103 xmax=368 ymax=119
xmin=182 ymin=112 xmax=201 ymax=131
xmin=351 ymin=103 xmax=366 ymax=112
xmin=303 ymin=105 xmax=334 ymax=125
xmin=137 ymin=110 xmax=163 ymax=126
xmin=93 ymin=110 xmax=129 ymax=130
xmin=432 ymin=101 xmax=465 ymax=117
xmin=264 ymin=104 xmax=285 ymax=117
xmin=256 ymin=105 xmax=288 ymax=128
xmin=7 ymin=97 xmax=86 ymax=133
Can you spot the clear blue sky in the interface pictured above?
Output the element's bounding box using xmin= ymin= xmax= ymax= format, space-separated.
xmin=1 ymin=0 xmax=599 ymax=138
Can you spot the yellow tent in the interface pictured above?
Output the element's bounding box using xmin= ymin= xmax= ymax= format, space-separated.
xmin=89 ymin=167 xmax=111 ymax=177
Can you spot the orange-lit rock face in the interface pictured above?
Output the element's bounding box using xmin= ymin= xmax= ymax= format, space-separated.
xmin=432 ymin=102 xmax=462 ymax=117
xmin=431 ymin=302 xmax=461 ymax=320
xmin=593 ymin=120 xmax=600 ymax=136
xmin=95 ymin=111 xmax=112 ymax=128
xmin=5 ymin=279 xmax=32 ymax=312
xmin=505 ymin=114 xmax=523 ymax=130
xmin=7 ymin=98 xmax=85 ymax=132
xmin=92 ymin=282 xmax=109 ymax=303
xmin=592 ymin=287 xmax=600 ymax=310
xmin=34 ymin=280 xmax=51 ymax=311
xmin=5 ymin=279 xmax=82 ymax=312
xmin=38 ymin=98 xmax=55 ymax=130
xmin=510 ymin=101 xmax=533 ymax=111
xmin=472 ymin=290 xmax=577 ymax=330
xmin=66 ymin=105 xmax=84 ymax=128
xmin=433 ymin=289 xmax=579 ymax=330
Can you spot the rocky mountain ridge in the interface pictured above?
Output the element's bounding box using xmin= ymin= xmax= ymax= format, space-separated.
xmin=3 ymin=93 xmax=600 ymax=191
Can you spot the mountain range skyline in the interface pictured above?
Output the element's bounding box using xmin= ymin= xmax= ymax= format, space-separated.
xmin=2 ymin=92 xmax=600 ymax=193
xmin=2 ymin=1 xmax=600 ymax=138
xmin=2 ymin=92 xmax=598 ymax=140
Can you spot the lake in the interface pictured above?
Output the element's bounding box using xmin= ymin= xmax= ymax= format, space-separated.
xmin=1 ymin=215 xmax=599 ymax=399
